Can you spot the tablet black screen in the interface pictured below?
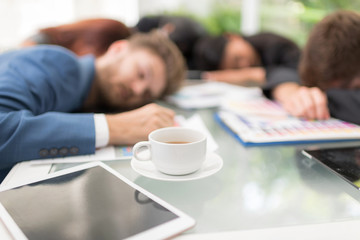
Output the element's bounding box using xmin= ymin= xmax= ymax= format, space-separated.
xmin=303 ymin=146 xmax=360 ymax=188
xmin=0 ymin=166 xmax=178 ymax=240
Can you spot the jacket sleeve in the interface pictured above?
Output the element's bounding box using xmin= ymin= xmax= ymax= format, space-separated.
xmin=246 ymin=33 xmax=302 ymax=98
xmin=0 ymin=110 xmax=95 ymax=168
xmin=327 ymin=89 xmax=360 ymax=125
xmin=262 ymin=67 xmax=301 ymax=99
xmin=0 ymin=46 xmax=96 ymax=169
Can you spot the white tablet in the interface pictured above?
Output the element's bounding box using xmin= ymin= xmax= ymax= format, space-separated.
xmin=0 ymin=162 xmax=195 ymax=240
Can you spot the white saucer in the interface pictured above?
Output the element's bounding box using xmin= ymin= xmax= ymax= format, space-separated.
xmin=131 ymin=152 xmax=223 ymax=181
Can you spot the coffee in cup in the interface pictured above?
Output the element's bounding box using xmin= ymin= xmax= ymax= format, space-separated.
xmin=132 ymin=127 xmax=207 ymax=175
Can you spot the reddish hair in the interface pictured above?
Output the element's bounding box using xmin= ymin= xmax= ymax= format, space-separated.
xmin=39 ymin=18 xmax=131 ymax=57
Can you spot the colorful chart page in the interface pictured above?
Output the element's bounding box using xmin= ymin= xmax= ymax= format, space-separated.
xmin=217 ymin=97 xmax=360 ymax=146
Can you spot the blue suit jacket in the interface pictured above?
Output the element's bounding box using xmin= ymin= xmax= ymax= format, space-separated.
xmin=0 ymin=46 xmax=96 ymax=169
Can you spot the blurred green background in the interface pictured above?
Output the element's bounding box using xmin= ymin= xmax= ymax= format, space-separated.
xmin=162 ymin=0 xmax=360 ymax=47
xmin=1 ymin=0 xmax=359 ymax=50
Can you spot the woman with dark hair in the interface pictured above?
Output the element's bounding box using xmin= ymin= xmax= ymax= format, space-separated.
xmin=273 ymin=10 xmax=360 ymax=124
xmin=193 ymin=32 xmax=301 ymax=90
xmin=21 ymin=18 xmax=131 ymax=57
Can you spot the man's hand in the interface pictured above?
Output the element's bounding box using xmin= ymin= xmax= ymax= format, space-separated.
xmin=106 ymin=103 xmax=175 ymax=145
xmin=202 ymin=67 xmax=266 ymax=87
xmin=273 ymin=83 xmax=330 ymax=120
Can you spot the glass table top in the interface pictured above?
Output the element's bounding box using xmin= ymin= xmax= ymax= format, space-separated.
xmin=52 ymin=106 xmax=360 ymax=235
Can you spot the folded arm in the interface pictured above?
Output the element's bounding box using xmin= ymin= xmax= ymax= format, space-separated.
xmin=202 ymin=67 xmax=266 ymax=87
xmin=272 ymin=82 xmax=330 ymax=120
xmin=0 ymin=110 xmax=95 ymax=168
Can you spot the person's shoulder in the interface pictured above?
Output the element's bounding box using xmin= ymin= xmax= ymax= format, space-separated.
xmin=1 ymin=45 xmax=78 ymax=62
xmin=250 ymin=32 xmax=289 ymax=40
xmin=0 ymin=46 xmax=74 ymax=68
xmin=246 ymin=32 xmax=298 ymax=47
xmin=26 ymin=45 xmax=77 ymax=58
xmin=24 ymin=45 xmax=83 ymax=66
xmin=2 ymin=46 xmax=90 ymax=78
xmin=135 ymin=16 xmax=162 ymax=31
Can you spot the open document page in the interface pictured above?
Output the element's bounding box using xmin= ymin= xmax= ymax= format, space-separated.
xmin=166 ymin=81 xmax=262 ymax=109
xmin=216 ymin=96 xmax=360 ymax=146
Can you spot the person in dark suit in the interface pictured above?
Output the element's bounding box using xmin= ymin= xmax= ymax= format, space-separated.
xmin=0 ymin=31 xmax=185 ymax=177
xmin=272 ymin=10 xmax=360 ymax=124
xmin=192 ymin=32 xmax=301 ymax=91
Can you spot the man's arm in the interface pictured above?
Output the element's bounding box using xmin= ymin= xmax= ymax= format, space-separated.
xmin=0 ymin=47 xmax=98 ymax=169
xmin=0 ymin=103 xmax=176 ymax=169
xmin=0 ymin=111 xmax=95 ymax=168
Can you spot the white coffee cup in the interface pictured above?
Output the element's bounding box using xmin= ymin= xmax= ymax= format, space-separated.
xmin=132 ymin=127 xmax=207 ymax=175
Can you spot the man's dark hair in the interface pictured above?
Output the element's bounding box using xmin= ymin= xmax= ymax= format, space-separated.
xmin=299 ymin=10 xmax=360 ymax=90
xmin=192 ymin=35 xmax=227 ymax=71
